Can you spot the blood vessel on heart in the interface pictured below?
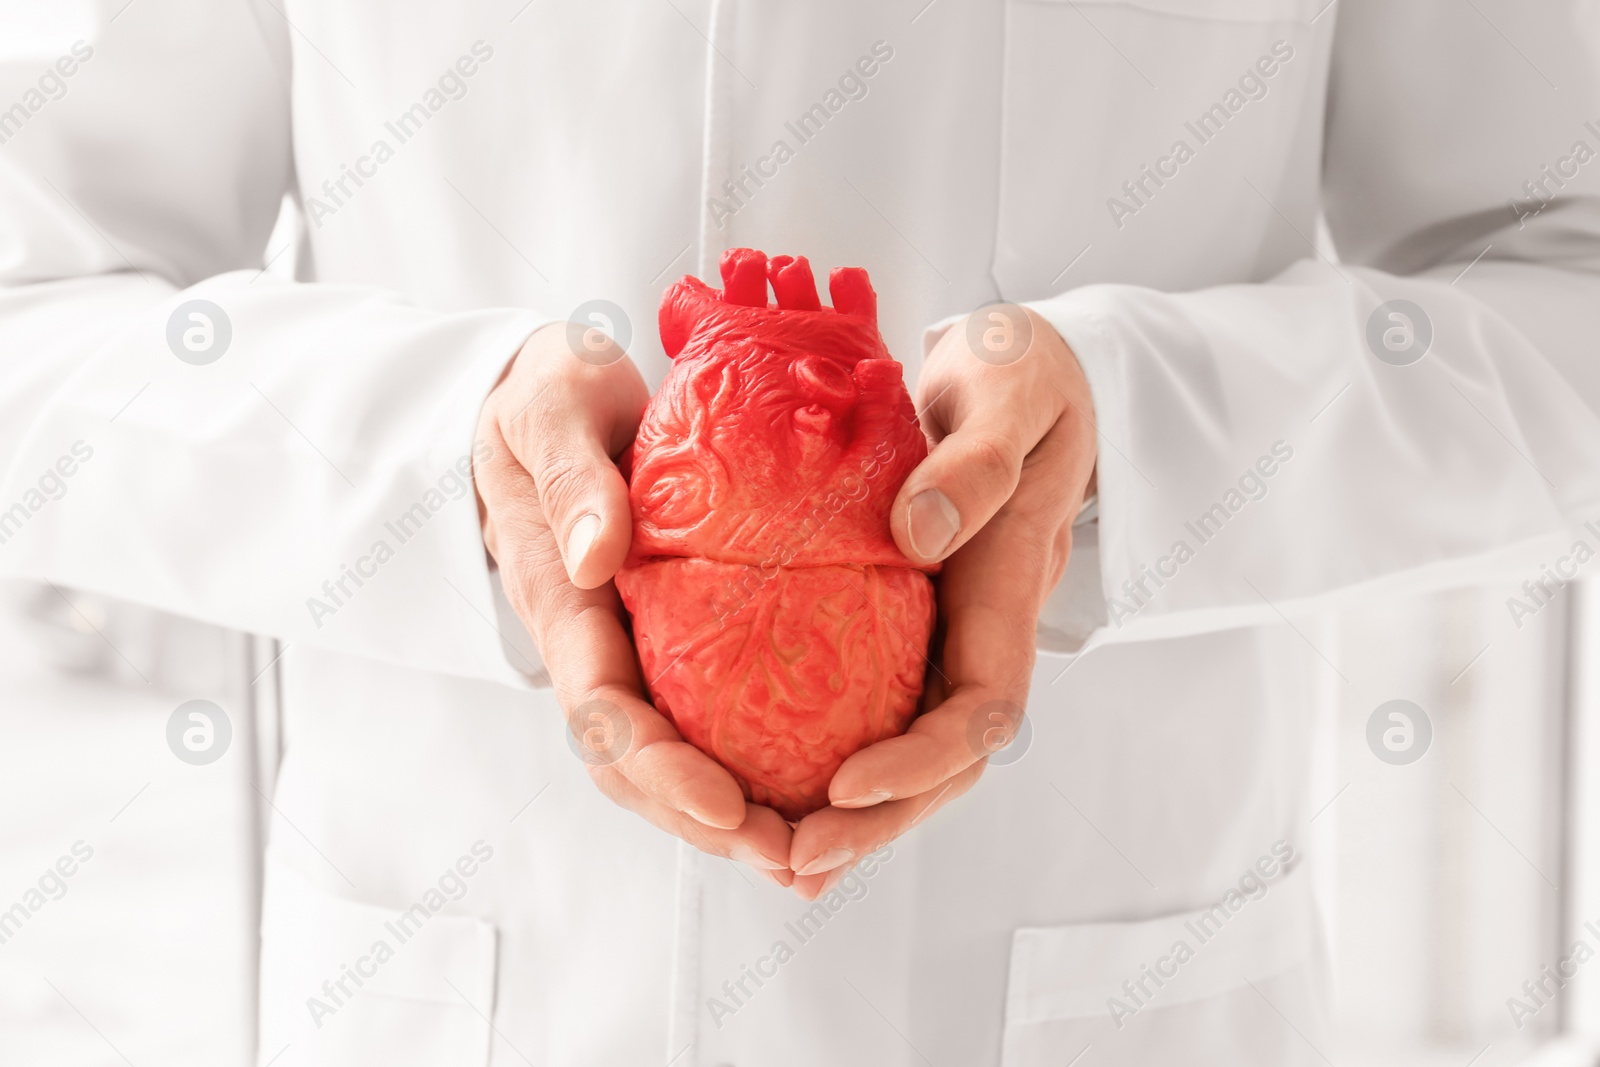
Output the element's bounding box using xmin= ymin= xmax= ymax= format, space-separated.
xmin=615 ymin=248 xmax=937 ymax=821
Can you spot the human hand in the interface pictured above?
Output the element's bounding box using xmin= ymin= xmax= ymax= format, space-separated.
xmin=474 ymin=321 xmax=794 ymax=884
xmin=787 ymin=305 xmax=1097 ymax=899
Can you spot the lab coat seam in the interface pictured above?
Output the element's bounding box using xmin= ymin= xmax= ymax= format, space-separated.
xmin=987 ymin=0 xmax=1014 ymax=298
xmin=667 ymin=839 xmax=704 ymax=1066
xmin=672 ymin=3 xmax=729 ymax=1056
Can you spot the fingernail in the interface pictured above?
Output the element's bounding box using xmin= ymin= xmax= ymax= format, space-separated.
xmin=685 ymin=805 xmax=742 ymax=830
xmin=907 ymin=489 xmax=959 ymax=560
xmin=760 ymin=867 xmax=795 ymax=888
xmin=731 ymin=845 xmax=786 ymax=871
xmin=833 ymin=788 xmax=893 ymax=809
xmin=794 ymin=847 xmax=854 ymax=877
xmin=565 ymin=513 xmax=602 ymax=576
xmin=819 ymin=867 xmax=849 ymax=896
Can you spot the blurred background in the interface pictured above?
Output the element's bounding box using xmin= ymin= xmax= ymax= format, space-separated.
xmin=1312 ymin=579 xmax=1600 ymax=1067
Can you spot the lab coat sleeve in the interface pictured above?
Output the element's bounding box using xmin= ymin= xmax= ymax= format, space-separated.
xmin=1026 ymin=0 xmax=1600 ymax=654
xmin=0 ymin=4 xmax=548 ymax=687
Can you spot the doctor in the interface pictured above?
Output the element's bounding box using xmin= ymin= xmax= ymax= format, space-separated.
xmin=2 ymin=1 xmax=1599 ymax=1065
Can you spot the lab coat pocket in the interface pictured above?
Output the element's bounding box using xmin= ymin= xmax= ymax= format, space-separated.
xmin=994 ymin=0 xmax=1318 ymax=298
xmin=1000 ymin=863 xmax=1326 ymax=1066
xmin=257 ymin=858 xmax=498 ymax=1067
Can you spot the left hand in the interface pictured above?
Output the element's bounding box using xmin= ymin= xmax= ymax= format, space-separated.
xmin=787 ymin=305 xmax=1098 ymax=900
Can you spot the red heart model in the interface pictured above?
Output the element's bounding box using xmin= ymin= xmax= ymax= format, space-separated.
xmin=615 ymin=248 xmax=937 ymax=821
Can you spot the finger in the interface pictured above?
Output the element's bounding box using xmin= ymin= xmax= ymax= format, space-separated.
xmin=513 ymin=508 xmax=749 ymax=831
xmin=793 ymin=858 xmax=860 ymax=900
xmin=476 ymin=331 xmax=750 ymax=832
xmin=517 ymin=401 xmax=636 ymax=589
xmin=891 ymin=311 xmax=1090 ymax=565
xmin=594 ymin=772 xmax=793 ymax=871
xmin=788 ymin=868 xmax=834 ymax=902
xmin=833 ymin=429 xmax=1083 ymax=808
xmin=892 ymin=422 xmax=1024 ymax=565
xmin=939 ymin=418 xmax=1083 ymax=625
xmin=920 ymin=497 xmax=1053 ymax=717
xmin=788 ymin=765 xmax=985 ymax=898
xmin=484 ymin=416 xmax=748 ymax=830
xmin=827 ymin=686 xmax=999 ymax=807
xmin=622 ymin=734 xmax=755 ymax=830
xmin=500 ymin=328 xmax=648 ymax=589
xmin=473 ymin=419 xmax=530 ymax=569
xmin=552 ymin=661 xmax=751 ymax=833
xmin=892 ymin=375 xmax=1054 ymax=566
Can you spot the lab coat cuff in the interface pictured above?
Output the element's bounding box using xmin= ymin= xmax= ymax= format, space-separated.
xmin=429 ymin=311 xmax=556 ymax=688
xmin=1023 ymin=286 xmax=1136 ymax=656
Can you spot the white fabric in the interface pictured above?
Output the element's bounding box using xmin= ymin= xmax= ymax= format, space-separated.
xmin=1 ymin=1 xmax=1597 ymax=1064
xmin=258 ymin=858 xmax=499 ymax=1066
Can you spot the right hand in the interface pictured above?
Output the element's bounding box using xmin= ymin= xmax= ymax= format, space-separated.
xmin=474 ymin=321 xmax=794 ymax=884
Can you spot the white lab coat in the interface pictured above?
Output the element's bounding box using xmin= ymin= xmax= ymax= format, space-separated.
xmin=2 ymin=0 xmax=1599 ymax=1064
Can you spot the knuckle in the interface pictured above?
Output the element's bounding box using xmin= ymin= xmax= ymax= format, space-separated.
xmin=963 ymin=433 xmax=1022 ymax=487
xmin=1003 ymin=462 xmax=1077 ymax=531
xmin=534 ymin=450 xmax=600 ymax=517
xmin=497 ymin=376 xmax=561 ymax=446
xmin=912 ymin=372 xmax=956 ymax=424
xmin=1047 ymin=524 xmax=1073 ymax=588
xmin=674 ymin=816 xmax=724 ymax=857
xmin=521 ymin=551 xmax=582 ymax=633
xmin=587 ymin=766 xmax=639 ymax=813
xmin=535 ymin=325 xmax=636 ymax=379
xmin=918 ymin=346 xmax=959 ymax=387
xmin=999 ymin=484 xmax=1060 ymax=530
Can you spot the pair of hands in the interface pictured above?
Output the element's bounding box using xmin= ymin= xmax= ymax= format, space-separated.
xmin=474 ymin=307 xmax=1097 ymax=900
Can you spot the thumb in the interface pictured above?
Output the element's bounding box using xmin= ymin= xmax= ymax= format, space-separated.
xmin=892 ymin=306 xmax=1091 ymax=566
xmin=499 ymin=352 xmax=643 ymax=589
xmin=525 ymin=427 xmax=635 ymax=589
xmin=891 ymin=420 xmax=1028 ymax=565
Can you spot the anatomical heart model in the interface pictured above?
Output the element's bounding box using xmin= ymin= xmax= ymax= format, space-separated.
xmin=615 ymin=248 xmax=937 ymax=821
